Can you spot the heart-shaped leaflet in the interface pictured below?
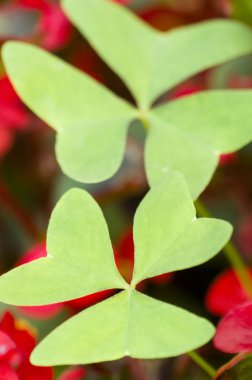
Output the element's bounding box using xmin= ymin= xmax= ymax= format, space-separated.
xmin=0 ymin=172 xmax=232 ymax=364
xmin=3 ymin=1 xmax=252 ymax=198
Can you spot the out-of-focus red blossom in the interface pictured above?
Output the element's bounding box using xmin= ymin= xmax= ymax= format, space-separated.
xmin=219 ymin=153 xmax=236 ymax=165
xmin=206 ymin=268 xmax=252 ymax=317
xmin=0 ymin=76 xmax=31 ymax=158
xmin=171 ymin=82 xmax=204 ymax=99
xmin=214 ymin=301 xmax=252 ymax=353
xmin=0 ymin=363 xmax=19 ymax=380
xmin=16 ymin=0 xmax=72 ymax=50
xmin=113 ymin=0 xmax=132 ymax=4
xmin=59 ymin=366 xmax=86 ymax=380
xmin=114 ymin=230 xmax=172 ymax=286
xmin=66 ymin=289 xmax=114 ymax=313
xmin=0 ymin=311 xmax=53 ymax=379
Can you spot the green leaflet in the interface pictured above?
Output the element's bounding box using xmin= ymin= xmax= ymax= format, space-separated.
xmin=131 ymin=172 xmax=232 ymax=285
xmin=0 ymin=189 xmax=127 ymax=305
xmin=2 ymin=42 xmax=137 ymax=183
xmin=3 ymin=4 xmax=252 ymax=196
xmin=148 ymin=91 xmax=252 ymax=199
xmin=62 ymin=0 xmax=252 ymax=108
xmin=31 ymin=289 xmax=214 ymax=365
xmin=0 ymin=172 xmax=232 ymax=363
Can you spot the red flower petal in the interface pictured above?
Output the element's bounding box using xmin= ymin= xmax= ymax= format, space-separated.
xmin=0 ymin=128 xmax=13 ymax=158
xmin=17 ymin=360 xmax=53 ymax=380
xmin=17 ymin=242 xmax=47 ymax=265
xmin=0 ymin=312 xmax=36 ymax=361
xmin=0 ymin=76 xmax=30 ymax=131
xmin=17 ymin=0 xmax=72 ymax=50
xmin=59 ymin=366 xmax=86 ymax=380
xmin=214 ymin=302 xmax=252 ymax=353
xmin=0 ymin=331 xmax=16 ymax=360
xmin=0 ymin=363 xmax=19 ymax=380
xmin=113 ymin=0 xmax=132 ymax=4
xmin=205 ymin=269 xmax=252 ymax=317
xmin=219 ymin=153 xmax=236 ymax=166
xmin=66 ymin=289 xmax=114 ymax=312
xmin=172 ymin=82 xmax=204 ymax=99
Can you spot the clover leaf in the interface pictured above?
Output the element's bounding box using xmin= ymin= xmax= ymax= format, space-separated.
xmin=0 ymin=172 xmax=232 ymax=364
xmin=62 ymin=0 xmax=252 ymax=109
xmin=0 ymin=189 xmax=127 ymax=305
xmin=147 ymin=91 xmax=252 ymax=199
xmin=2 ymin=0 xmax=252 ymax=198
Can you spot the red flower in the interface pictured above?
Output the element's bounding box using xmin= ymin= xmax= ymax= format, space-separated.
xmin=113 ymin=0 xmax=132 ymax=4
xmin=214 ymin=302 xmax=252 ymax=353
xmin=0 ymin=311 xmax=53 ymax=379
xmin=0 ymin=76 xmax=31 ymax=158
xmin=59 ymin=366 xmax=86 ymax=380
xmin=16 ymin=0 xmax=72 ymax=51
xmin=206 ymin=268 xmax=252 ymax=317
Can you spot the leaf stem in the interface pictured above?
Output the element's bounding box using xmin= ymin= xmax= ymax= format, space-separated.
xmin=195 ymin=200 xmax=252 ymax=298
xmin=0 ymin=179 xmax=40 ymax=242
xmin=188 ymin=351 xmax=216 ymax=378
xmin=139 ymin=109 xmax=149 ymax=131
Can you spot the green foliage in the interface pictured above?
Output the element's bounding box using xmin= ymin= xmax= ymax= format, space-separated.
xmin=0 ymin=0 xmax=251 ymax=368
xmin=1 ymin=42 xmax=137 ymax=183
xmin=2 ymin=0 xmax=252 ymax=197
xmin=31 ymin=290 xmax=214 ymax=366
xmin=131 ymin=173 xmax=232 ymax=284
xmin=0 ymin=172 xmax=232 ymax=364
xmin=62 ymin=0 xmax=252 ymax=109
xmin=0 ymin=189 xmax=127 ymax=305
xmin=148 ymin=91 xmax=252 ymax=198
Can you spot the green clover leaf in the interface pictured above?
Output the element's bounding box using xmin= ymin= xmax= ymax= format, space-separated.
xmin=31 ymin=290 xmax=214 ymax=365
xmin=0 ymin=172 xmax=232 ymax=364
xmin=2 ymin=0 xmax=252 ymax=198
xmin=62 ymin=0 xmax=252 ymax=109
xmin=147 ymin=91 xmax=252 ymax=199
xmin=0 ymin=189 xmax=127 ymax=305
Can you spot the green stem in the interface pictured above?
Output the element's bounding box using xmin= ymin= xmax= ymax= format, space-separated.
xmin=195 ymin=200 xmax=252 ymax=298
xmin=188 ymin=351 xmax=216 ymax=378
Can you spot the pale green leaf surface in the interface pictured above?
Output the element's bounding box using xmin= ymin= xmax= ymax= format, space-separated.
xmin=132 ymin=173 xmax=232 ymax=284
xmin=0 ymin=189 xmax=127 ymax=305
xmin=31 ymin=289 xmax=214 ymax=365
xmin=147 ymin=91 xmax=252 ymax=199
xmin=62 ymin=0 xmax=252 ymax=108
xmin=2 ymin=42 xmax=137 ymax=183
xmin=145 ymin=115 xmax=219 ymax=200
